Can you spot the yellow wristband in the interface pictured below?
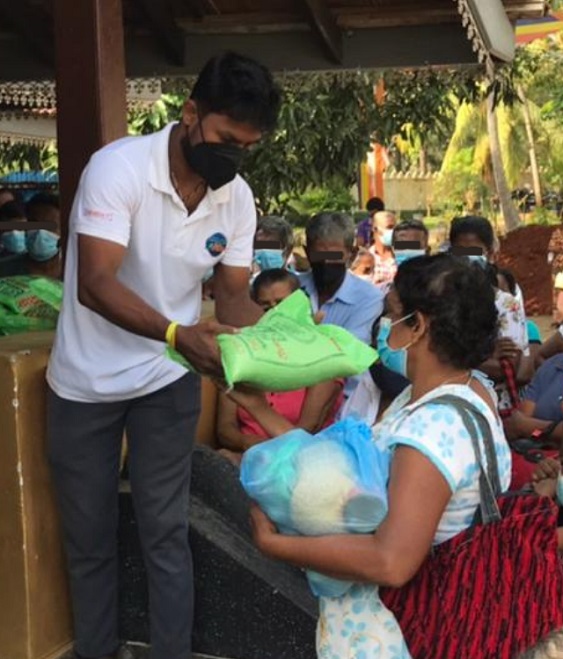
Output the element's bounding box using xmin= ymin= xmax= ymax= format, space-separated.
xmin=165 ymin=321 xmax=180 ymax=349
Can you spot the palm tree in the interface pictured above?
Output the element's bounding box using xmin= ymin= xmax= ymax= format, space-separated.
xmin=439 ymin=96 xmax=536 ymax=230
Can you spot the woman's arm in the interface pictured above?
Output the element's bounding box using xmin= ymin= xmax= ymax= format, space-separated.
xmin=216 ymin=392 xmax=265 ymax=451
xmin=251 ymin=445 xmax=452 ymax=588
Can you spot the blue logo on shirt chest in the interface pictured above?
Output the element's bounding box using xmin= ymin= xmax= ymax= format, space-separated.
xmin=206 ymin=232 xmax=227 ymax=257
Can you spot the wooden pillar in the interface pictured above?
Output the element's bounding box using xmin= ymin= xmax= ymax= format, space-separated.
xmin=53 ymin=0 xmax=128 ymax=252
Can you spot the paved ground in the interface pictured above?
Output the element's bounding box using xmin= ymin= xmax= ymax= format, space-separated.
xmin=59 ymin=647 xmax=222 ymax=659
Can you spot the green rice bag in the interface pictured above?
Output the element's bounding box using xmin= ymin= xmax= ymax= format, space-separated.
xmin=217 ymin=290 xmax=378 ymax=391
xmin=0 ymin=276 xmax=63 ymax=335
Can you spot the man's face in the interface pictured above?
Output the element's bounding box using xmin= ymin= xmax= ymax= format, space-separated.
xmin=306 ymin=238 xmax=351 ymax=265
xmin=450 ymin=232 xmax=492 ymax=261
xmin=393 ymin=228 xmax=428 ymax=251
xmin=373 ymin=213 xmax=396 ymax=236
xmin=182 ymin=100 xmax=263 ymax=149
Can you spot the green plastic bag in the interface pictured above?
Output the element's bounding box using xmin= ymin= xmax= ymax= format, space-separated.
xmin=0 ymin=276 xmax=63 ymax=335
xmin=217 ymin=290 xmax=377 ymax=391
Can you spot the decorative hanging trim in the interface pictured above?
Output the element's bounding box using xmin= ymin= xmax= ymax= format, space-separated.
xmin=455 ymin=0 xmax=495 ymax=78
xmin=0 ymin=78 xmax=163 ymax=110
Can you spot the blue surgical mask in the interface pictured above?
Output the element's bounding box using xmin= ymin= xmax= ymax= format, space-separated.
xmin=26 ymin=229 xmax=60 ymax=262
xmin=253 ymin=248 xmax=285 ymax=272
xmin=1 ymin=230 xmax=27 ymax=255
xmin=467 ymin=254 xmax=488 ymax=268
xmin=394 ymin=249 xmax=425 ymax=266
xmin=376 ymin=313 xmax=415 ymax=377
xmin=381 ymin=229 xmax=394 ymax=248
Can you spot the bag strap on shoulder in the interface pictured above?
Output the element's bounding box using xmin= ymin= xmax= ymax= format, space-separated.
xmin=407 ymin=392 xmax=502 ymax=525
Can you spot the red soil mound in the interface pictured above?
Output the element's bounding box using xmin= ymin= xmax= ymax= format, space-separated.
xmin=497 ymin=225 xmax=554 ymax=316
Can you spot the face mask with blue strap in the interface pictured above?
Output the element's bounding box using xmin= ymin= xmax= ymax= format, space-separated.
xmin=253 ymin=248 xmax=285 ymax=272
xmin=26 ymin=229 xmax=60 ymax=262
xmin=1 ymin=230 xmax=27 ymax=255
xmin=394 ymin=249 xmax=426 ymax=266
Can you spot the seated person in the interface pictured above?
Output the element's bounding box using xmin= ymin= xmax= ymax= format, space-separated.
xmin=449 ymin=215 xmax=533 ymax=413
xmin=0 ymin=201 xmax=29 ymax=276
xmin=349 ymin=248 xmax=375 ymax=282
xmin=252 ymin=215 xmax=295 ymax=275
xmin=392 ymin=219 xmax=429 ymax=265
xmin=299 ymin=212 xmax=384 ymax=397
xmin=217 ymin=268 xmax=344 ymax=464
xmin=504 ymin=353 xmax=563 ymax=443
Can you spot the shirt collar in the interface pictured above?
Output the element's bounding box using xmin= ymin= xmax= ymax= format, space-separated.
xmin=148 ymin=121 xmax=231 ymax=207
xmin=301 ymin=271 xmax=358 ymax=306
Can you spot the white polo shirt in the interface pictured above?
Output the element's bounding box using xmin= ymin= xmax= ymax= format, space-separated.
xmin=47 ymin=122 xmax=256 ymax=403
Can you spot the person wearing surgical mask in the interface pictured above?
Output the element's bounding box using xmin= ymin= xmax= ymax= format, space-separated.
xmin=392 ymin=219 xmax=429 ymax=266
xmin=250 ymin=255 xmax=511 ymax=659
xmin=369 ymin=210 xmax=397 ymax=288
xmin=251 ymin=215 xmax=295 ymax=278
xmin=449 ymin=215 xmax=533 ymax=414
xmin=0 ymin=200 xmax=28 ymax=256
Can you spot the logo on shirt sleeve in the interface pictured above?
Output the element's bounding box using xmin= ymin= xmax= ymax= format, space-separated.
xmin=205 ymin=232 xmax=227 ymax=257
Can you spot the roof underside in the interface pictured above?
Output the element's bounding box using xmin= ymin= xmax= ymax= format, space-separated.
xmin=0 ymin=0 xmax=547 ymax=81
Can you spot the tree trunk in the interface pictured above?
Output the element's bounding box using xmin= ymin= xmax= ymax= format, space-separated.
xmin=486 ymin=94 xmax=521 ymax=232
xmin=518 ymin=84 xmax=543 ymax=208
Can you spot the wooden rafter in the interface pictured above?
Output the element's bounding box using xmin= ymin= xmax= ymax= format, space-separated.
xmin=0 ymin=0 xmax=53 ymax=66
xmin=132 ymin=0 xmax=185 ymax=66
xmin=185 ymin=0 xmax=221 ymax=19
xmin=301 ymin=0 xmax=343 ymax=64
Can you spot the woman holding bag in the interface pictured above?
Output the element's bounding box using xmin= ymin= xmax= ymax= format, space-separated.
xmin=249 ymin=254 xmax=563 ymax=659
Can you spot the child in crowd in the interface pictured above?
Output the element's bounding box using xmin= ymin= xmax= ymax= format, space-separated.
xmin=350 ymin=248 xmax=375 ymax=282
xmin=216 ymin=268 xmax=344 ymax=465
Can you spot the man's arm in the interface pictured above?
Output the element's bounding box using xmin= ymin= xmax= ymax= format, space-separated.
xmin=213 ymin=262 xmax=263 ymax=327
xmin=537 ymin=330 xmax=563 ymax=367
xmin=78 ymin=235 xmax=232 ymax=377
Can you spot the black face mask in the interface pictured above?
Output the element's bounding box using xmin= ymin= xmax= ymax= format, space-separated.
xmin=181 ymin=132 xmax=244 ymax=190
xmin=311 ymin=262 xmax=347 ymax=293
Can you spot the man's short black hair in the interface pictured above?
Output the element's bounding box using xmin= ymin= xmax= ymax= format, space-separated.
xmin=251 ymin=268 xmax=300 ymax=299
xmin=449 ymin=215 xmax=495 ymax=251
xmin=366 ymin=197 xmax=385 ymax=214
xmin=393 ymin=219 xmax=429 ymax=239
xmin=191 ymin=51 xmax=281 ymax=132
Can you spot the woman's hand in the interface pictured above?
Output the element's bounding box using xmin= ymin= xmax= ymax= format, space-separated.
xmin=250 ymin=503 xmax=279 ymax=555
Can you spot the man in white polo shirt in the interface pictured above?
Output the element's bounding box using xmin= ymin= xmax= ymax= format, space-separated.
xmin=46 ymin=52 xmax=281 ymax=659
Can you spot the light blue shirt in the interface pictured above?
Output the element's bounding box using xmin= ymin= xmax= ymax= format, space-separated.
xmin=298 ymin=271 xmax=384 ymax=343
xmin=298 ymin=272 xmax=384 ymax=397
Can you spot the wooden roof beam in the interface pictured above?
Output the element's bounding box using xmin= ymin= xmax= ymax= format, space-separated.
xmin=132 ymin=0 xmax=186 ymax=66
xmin=0 ymin=0 xmax=53 ymax=67
xmin=185 ymin=0 xmax=221 ymax=19
xmin=301 ymin=0 xmax=343 ymax=64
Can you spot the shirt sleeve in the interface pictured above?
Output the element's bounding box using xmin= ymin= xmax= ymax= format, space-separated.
xmin=345 ymin=288 xmax=384 ymax=344
xmin=523 ymin=359 xmax=556 ymax=403
xmin=387 ymin=403 xmax=480 ymax=492
xmin=73 ymin=149 xmax=141 ymax=247
xmin=220 ymin=179 xmax=257 ymax=268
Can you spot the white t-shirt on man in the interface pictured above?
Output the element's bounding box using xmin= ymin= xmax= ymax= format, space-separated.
xmin=47 ymin=123 xmax=256 ymax=403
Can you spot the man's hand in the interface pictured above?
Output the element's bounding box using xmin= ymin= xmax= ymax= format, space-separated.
xmin=175 ymin=321 xmax=236 ymax=378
